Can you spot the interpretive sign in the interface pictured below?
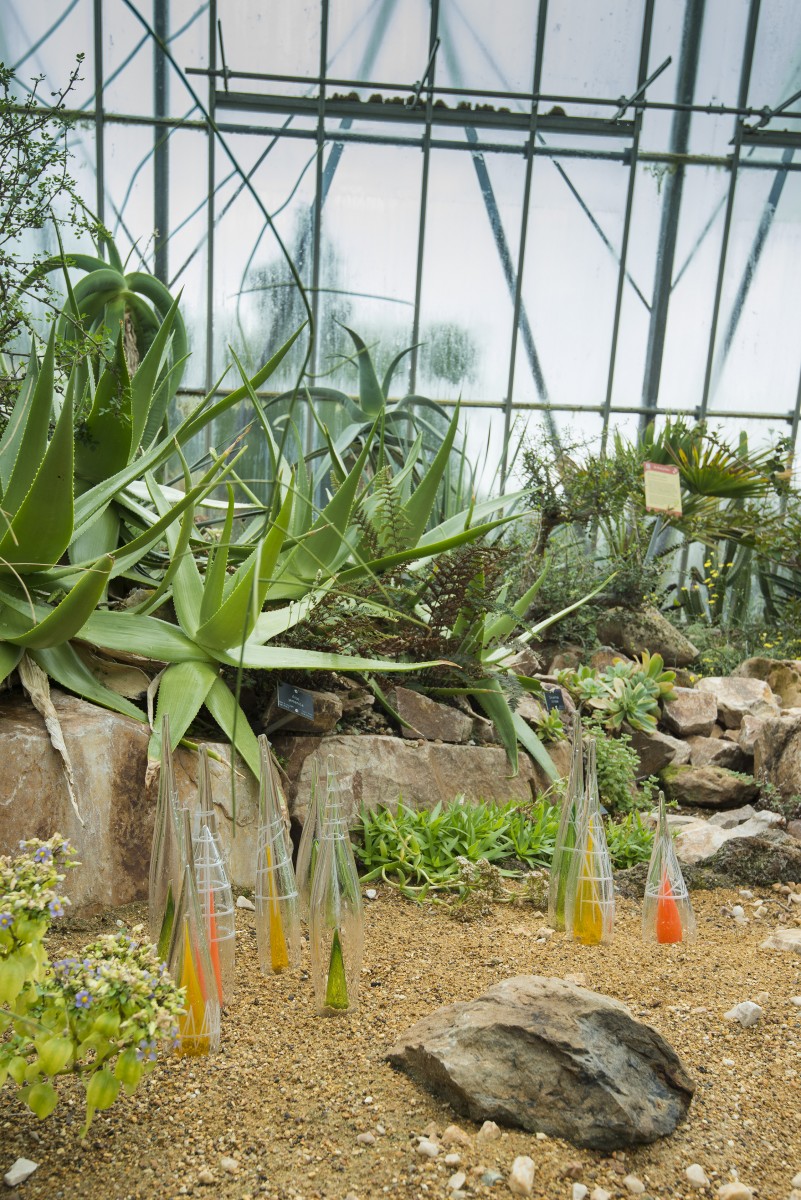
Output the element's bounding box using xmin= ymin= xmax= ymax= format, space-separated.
xmin=643 ymin=461 xmax=682 ymax=516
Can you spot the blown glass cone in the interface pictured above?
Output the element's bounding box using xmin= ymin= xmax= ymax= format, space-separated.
xmin=148 ymin=714 xmax=185 ymax=959
xmin=547 ymin=714 xmax=584 ymax=932
xmin=255 ymin=736 xmax=301 ymax=975
xmin=564 ymin=739 xmax=615 ymax=945
xmin=166 ymin=811 xmax=221 ymax=1056
xmin=295 ymin=755 xmax=321 ymax=923
xmin=642 ymin=795 xmax=696 ymax=944
xmin=192 ymin=747 xmax=236 ymax=1003
xmin=309 ymin=756 xmax=364 ymax=1016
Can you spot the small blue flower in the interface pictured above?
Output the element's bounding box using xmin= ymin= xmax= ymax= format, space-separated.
xmin=48 ymin=899 xmax=65 ymax=919
xmin=33 ymin=847 xmax=52 ymax=864
xmin=0 ymin=912 xmax=13 ymax=929
xmin=74 ymin=990 xmax=92 ymax=1010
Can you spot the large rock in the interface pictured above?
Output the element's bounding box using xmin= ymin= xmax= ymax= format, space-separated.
xmin=618 ymin=828 xmax=801 ymax=890
xmin=733 ymin=658 xmax=801 ymax=708
xmin=694 ymin=676 xmax=779 ymax=730
xmin=673 ymin=812 xmax=785 ymax=864
xmin=386 ymin=976 xmax=694 ymax=1150
xmin=737 ymin=714 xmax=765 ymax=757
xmin=661 ymin=688 xmax=718 ymax=738
xmin=685 ymin=735 xmax=747 ymax=771
xmin=753 ymin=714 xmax=801 ymax=800
xmin=0 ymin=691 xmax=258 ymax=913
xmin=660 ymin=763 xmax=759 ymax=809
xmin=628 ymin=728 xmax=690 ymax=778
xmin=261 ymin=688 xmax=342 ymax=734
xmin=273 ymin=734 xmax=552 ymax=823
xmin=595 ymin=607 xmax=699 ymax=667
xmin=388 ymin=687 xmax=473 ymax=744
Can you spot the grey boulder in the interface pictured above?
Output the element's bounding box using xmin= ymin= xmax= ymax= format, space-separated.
xmin=386 ymin=976 xmax=694 ymax=1150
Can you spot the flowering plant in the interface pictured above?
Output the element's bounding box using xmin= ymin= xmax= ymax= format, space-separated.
xmin=1 ymin=837 xmax=184 ymax=1135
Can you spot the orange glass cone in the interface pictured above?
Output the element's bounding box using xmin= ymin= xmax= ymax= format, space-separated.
xmin=655 ymin=871 xmax=684 ymax=944
xmin=177 ymin=916 xmax=211 ymax=1056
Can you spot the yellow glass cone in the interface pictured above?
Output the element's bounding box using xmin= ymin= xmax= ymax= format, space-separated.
xmin=267 ymin=847 xmax=289 ymax=973
xmin=177 ymin=916 xmax=210 ymax=1056
xmin=573 ymin=834 xmax=604 ymax=945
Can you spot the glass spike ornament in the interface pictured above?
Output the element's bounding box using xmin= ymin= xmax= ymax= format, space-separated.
xmin=192 ymin=746 xmax=236 ymax=1003
xmin=564 ymin=738 xmax=615 ymax=945
xmin=255 ymin=736 xmax=301 ymax=975
xmin=642 ymin=794 xmax=696 ymax=944
xmin=547 ymin=714 xmax=584 ymax=932
xmin=148 ymin=714 xmax=184 ymax=959
xmin=295 ymin=755 xmax=321 ymax=923
xmin=166 ymin=809 xmax=221 ymax=1056
xmin=309 ymin=756 xmax=364 ymax=1016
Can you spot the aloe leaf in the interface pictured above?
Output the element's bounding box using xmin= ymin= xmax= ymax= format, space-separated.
xmin=0 ymin=326 xmax=56 ymax=512
xmin=340 ymin=325 xmax=385 ymax=416
xmin=195 ymin=480 xmax=294 ymax=650
xmin=145 ymin=470 xmax=203 ymax=636
xmin=69 ymin=503 xmax=120 ymax=566
xmin=0 ymin=373 xmax=75 ymax=570
xmin=381 ymin=344 xmax=416 ymax=399
xmin=2 ymin=555 xmax=113 ymax=649
xmin=199 ymin=486 xmax=236 ymax=625
xmin=511 ymin=709 xmax=558 ymax=780
xmin=82 ymin=605 xmax=211 ymax=661
xmin=75 ymin=327 xmax=133 ymax=483
xmin=30 ymin=644 xmax=144 ymax=721
xmin=203 ymin=675 xmax=261 ymax=780
xmin=128 ymin=292 xmax=181 ymax=453
xmin=148 ymin=661 xmax=219 ymax=762
xmin=399 ymin=405 xmax=460 ymax=546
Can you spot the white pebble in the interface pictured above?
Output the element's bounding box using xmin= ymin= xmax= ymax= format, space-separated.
xmin=590 ymin=1190 xmax=611 ymax=1200
xmin=416 ymin=1138 xmax=440 ymax=1158
xmin=197 ymin=1168 xmax=214 ymax=1186
xmin=623 ymin=1176 xmax=646 ymax=1195
xmin=793 ymin=1174 xmax=801 ymax=1188
xmin=791 ymin=998 xmax=801 ymax=1008
xmin=724 ymin=1001 xmax=763 ymax=1027
xmin=508 ymin=1155 xmax=535 ymax=1196
xmin=235 ymin=895 xmax=255 ymax=910
xmin=788 ymin=1190 xmax=801 ymax=1200
xmin=686 ymin=1164 xmax=710 ymax=1188
xmin=535 ymin=1131 xmax=548 ymax=1140
xmin=722 ymin=1057 xmax=735 ymax=1066
xmin=220 ymin=1156 xmax=239 ymax=1174
xmin=717 ymin=1184 xmax=754 ymax=1200
xmin=730 ymin=905 xmax=745 ymax=918
xmin=442 ymin=1124 xmax=472 ymax=1147
xmin=476 ymin=1120 xmax=501 ymax=1143
xmin=572 ymin=1185 xmax=589 ymax=1200
xmin=365 ymin=888 xmax=378 ymax=899
xmin=738 ymin=890 xmax=753 ymax=900
xmin=3 ymin=1160 xmax=39 ymax=1188
xmin=444 ymin=1153 xmax=461 ymax=1166
xmin=356 ymin=1132 xmax=375 ymax=1146
xmin=449 ymin=1171 xmax=467 ymax=1191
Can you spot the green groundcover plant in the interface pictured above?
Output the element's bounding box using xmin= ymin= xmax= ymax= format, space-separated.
xmin=0 ymin=836 xmax=184 ymax=1136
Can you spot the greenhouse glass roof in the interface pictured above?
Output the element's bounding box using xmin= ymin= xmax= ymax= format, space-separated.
xmin=3 ymin=0 xmax=801 ymax=475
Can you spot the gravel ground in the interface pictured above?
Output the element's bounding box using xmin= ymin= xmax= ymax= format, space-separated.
xmin=1 ymin=885 xmax=800 ymax=1200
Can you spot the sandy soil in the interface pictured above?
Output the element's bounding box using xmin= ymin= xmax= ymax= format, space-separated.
xmin=1 ymin=886 xmax=800 ymax=1200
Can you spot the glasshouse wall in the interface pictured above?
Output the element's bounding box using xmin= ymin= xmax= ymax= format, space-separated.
xmin=3 ymin=0 xmax=801 ymax=479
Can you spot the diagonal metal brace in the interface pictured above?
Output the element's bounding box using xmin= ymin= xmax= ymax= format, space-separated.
xmin=611 ymin=55 xmax=672 ymax=121
xmin=406 ymin=36 xmax=441 ymax=108
xmin=745 ymin=85 xmax=801 ymax=132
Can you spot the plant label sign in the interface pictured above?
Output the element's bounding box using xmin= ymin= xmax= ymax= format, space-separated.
xmin=544 ymin=688 xmax=566 ymax=712
xmin=276 ymin=682 xmax=315 ymax=722
xmin=643 ymin=461 xmax=682 ymax=516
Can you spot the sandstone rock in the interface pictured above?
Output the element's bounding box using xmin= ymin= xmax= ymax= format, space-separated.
xmin=549 ymin=646 xmax=584 ymax=672
xmin=660 ymin=764 xmax=758 ymax=809
xmin=707 ymin=804 xmax=758 ymax=828
xmin=0 ymin=691 xmax=258 ymax=912
xmin=724 ymin=1001 xmax=762 ymax=1027
xmin=686 ymin=735 xmax=747 ymax=771
xmin=788 ymin=820 xmax=801 ymax=841
xmin=589 ymin=647 xmax=631 ymax=671
xmin=471 ymin=714 xmax=500 ymax=745
xmin=738 ymin=715 xmax=765 ymax=757
xmin=386 ymin=975 xmax=694 ymax=1150
xmin=733 ymin=657 xmax=801 ymax=707
xmin=275 ymin=734 xmax=548 ymax=823
xmin=753 ymin=714 xmax=801 ymax=800
xmin=596 ymin=607 xmax=699 ymax=666
xmin=508 ymin=1156 xmax=535 ymax=1196
xmin=687 ymin=833 xmax=801 ymax=888
xmin=695 ymin=676 xmax=779 ymax=729
xmin=261 ymin=688 xmax=342 ymax=734
xmin=760 ymin=928 xmax=801 ymax=953
xmin=628 ymin=728 xmax=690 ymax=778
xmin=662 ymin=688 xmax=718 ymax=738
xmin=389 ymin=687 xmax=473 ymax=744
xmin=673 ymin=813 xmax=783 ymax=865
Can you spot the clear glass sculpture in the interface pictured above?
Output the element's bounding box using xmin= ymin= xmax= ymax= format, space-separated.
xmin=255 ymin=735 xmax=301 ymax=974
xmin=547 ymin=714 xmax=584 ymax=931
xmin=564 ymin=739 xmax=615 ymax=945
xmin=167 ymin=809 xmax=221 ymax=1056
xmin=192 ymin=746 xmax=236 ymax=1003
xmin=148 ymin=714 xmax=183 ymax=959
xmin=309 ymin=755 xmax=364 ymax=1016
xmin=295 ymin=755 xmax=321 ymax=923
xmin=642 ymin=793 xmax=696 ymax=944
